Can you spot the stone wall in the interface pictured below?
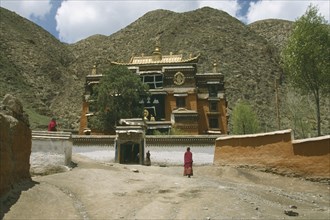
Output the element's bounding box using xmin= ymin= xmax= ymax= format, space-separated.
xmin=214 ymin=130 xmax=330 ymax=179
xmin=0 ymin=94 xmax=31 ymax=197
xmin=31 ymin=131 xmax=72 ymax=166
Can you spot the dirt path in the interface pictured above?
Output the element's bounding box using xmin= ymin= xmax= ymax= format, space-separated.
xmin=3 ymin=154 xmax=330 ymax=219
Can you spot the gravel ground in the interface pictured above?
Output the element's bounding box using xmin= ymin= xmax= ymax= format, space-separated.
xmin=3 ymin=152 xmax=329 ymax=220
xmin=72 ymin=146 xmax=214 ymax=165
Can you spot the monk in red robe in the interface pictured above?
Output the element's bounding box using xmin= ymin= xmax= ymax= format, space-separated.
xmin=48 ymin=117 xmax=57 ymax=131
xmin=184 ymin=147 xmax=193 ymax=178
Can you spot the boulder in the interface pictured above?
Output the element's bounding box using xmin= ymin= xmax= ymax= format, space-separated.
xmin=0 ymin=94 xmax=31 ymax=197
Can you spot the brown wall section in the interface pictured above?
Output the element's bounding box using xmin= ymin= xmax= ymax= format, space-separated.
xmin=197 ymin=99 xmax=208 ymax=134
xmin=219 ymin=99 xmax=227 ymax=134
xmin=186 ymin=93 xmax=197 ymax=110
xmin=0 ymin=112 xmax=31 ymax=197
xmin=293 ymin=136 xmax=330 ymax=156
xmin=197 ymin=98 xmax=227 ymax=134
xmin=165 ymin=94 xmax=175 ymax=121
xmin=214 ymin=130 xmax=330 ymax=178
xmin=216 ymin=131 xmax=292 ymax=148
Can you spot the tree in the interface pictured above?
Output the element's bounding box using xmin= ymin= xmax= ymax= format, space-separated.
xmin=281 ymin=5 xmax=330 ymax=136
xmin=232 ymin=101 xmax=259 ymax=135
xmin=90 ymin=65 xmax=149 ymax=132
xmin=283 ymin=88 xmax=315 ymax=138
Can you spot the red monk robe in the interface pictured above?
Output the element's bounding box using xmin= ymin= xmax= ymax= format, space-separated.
xmin=184 ymin=147 xmax=193 ymax=177
xmin=48 ymin=118 xmax=57 ymax=131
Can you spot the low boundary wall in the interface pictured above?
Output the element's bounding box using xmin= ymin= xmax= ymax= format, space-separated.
xmin=293 ymin=135 xmax=330 ymax=156
xmin=32 ymin=131 xmax=72 ymax=166
xmin=214 ymin=130 xmax=330 ymax=178
xmin=72 ymin=135 xmax=218 ymax=165
xmin=72 ymin=135 xmax=218 ymax=147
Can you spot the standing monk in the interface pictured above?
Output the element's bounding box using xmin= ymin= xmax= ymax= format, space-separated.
xmin=145 ymin=150 xmax=151 ymax=166
xmin=183 ymin=147 xmax=193 ymax=178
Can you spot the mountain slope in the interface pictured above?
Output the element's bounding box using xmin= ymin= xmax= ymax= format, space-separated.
xmin=0 ymin=7 xmax=79 ymax=128
xmin=1 ymin=6 xmax=327 ymax=134
xmin=249 ymin=19 xmax=293 ymax=52
xmin=69 ymin=7 xmax=283 ymax=131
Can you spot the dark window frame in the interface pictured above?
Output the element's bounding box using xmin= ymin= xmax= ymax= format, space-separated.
xmin=209 ymin=101 xmax=218 ymax=112
xmin=141 ymin=74 xmax=163 ymax=89
xmin=176 ymin=97 xmax=186 ymax=108
xmin=209 ymin=117 xmax=219 ymax=129
xmin=208 ymin=85 xmax=218 ymax=97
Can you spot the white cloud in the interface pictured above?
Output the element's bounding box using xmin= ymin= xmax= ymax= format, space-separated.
xmin=5 ymin=0 xmax=327 ymax=44
xmin=246 ymin=0 xmax=330 ymax=24
xmin=55 ymin=0 xmax=241 ymax=43
xmin=1 ymin=0 xmax=52 ymax=20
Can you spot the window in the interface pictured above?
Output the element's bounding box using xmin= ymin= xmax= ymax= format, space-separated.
xmin=209 ymin=101 xmax=218 ymax=112
xmin=141 ymin=74 xmax=163 ymax=89
xmin=208 ymin=85 xmax=218 ymax=97
xmin=209 ymin=118 xmax=219 ymax=129
xmin=176 ymin=97 xmax=186 ymax=108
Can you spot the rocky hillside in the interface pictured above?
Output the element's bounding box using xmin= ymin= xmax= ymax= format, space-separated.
xmin=0 ymin=7 xmax=79 ymax=128
xmin=249 ymin=19 xmax=293 ymax=52
xmin=1 ymin=6 xmax=328 ymax=134
xmin=69 ymin=7 xmax=284 ymax=132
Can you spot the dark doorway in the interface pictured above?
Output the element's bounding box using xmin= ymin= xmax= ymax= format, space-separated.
xmin=119 ymin=142 xmax=140 ymax=164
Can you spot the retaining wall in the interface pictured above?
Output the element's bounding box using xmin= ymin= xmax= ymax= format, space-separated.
xmin=214 ymin=130 xmax=330 ymax=178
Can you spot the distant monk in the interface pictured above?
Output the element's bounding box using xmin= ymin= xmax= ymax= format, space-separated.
xmin=145 ymin=151 xmax=151 ymax=166
xmin=48 ymin=117 xmax=57 ymax=131
xmin=183 ymin=147 xmax=193 ymax=178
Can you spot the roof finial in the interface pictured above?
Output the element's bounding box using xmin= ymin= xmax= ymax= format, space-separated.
xmin=152 ymin=40 xmax=162 ymax=61
xmin=212 ymin=60 xmax=218 ymax=73
xmin=91 ymin=62 xmax=97 ymax=75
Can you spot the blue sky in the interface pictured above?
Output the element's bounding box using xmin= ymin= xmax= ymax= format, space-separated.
xmin=1 ymin=0 xmax=329 ymax=44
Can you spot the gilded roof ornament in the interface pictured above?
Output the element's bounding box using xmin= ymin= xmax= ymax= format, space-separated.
xmin=152 ymin=41 xmax=162 ymax=61
xmin=91 ymin=63 xmax=97 ymax=75
xmin=212 ymin=61 xmax=218 ymax=73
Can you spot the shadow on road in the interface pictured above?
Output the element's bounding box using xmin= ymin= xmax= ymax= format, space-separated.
xmin=0 ymin=179 xmax=39 ymax=219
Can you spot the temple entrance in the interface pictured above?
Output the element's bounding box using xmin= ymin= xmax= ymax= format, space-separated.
xmin=115 ymin=120 xmax=145 ymax=165
xmin=119 ymin=142 xmax=140 ymax=164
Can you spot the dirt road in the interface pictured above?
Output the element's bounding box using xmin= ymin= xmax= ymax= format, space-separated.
xmin=3 ymin=154 xmax=330 ymax=219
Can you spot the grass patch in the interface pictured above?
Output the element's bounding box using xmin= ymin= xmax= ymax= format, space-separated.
xmin=25 ymin=107 xmax=49 ymax=130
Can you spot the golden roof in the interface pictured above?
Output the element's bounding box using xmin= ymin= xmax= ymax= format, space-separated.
xmin=111 ymin=45 xmax=200 ymax=65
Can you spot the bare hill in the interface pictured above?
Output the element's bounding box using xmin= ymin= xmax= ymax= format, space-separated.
xmin=249 ymin=19 xmax=293 ymax=51
xmin=0 ymin=7 xmax=80 ymax=128
xmin=1 ymin=6 xmax=327 ymax=133
xmin=69 ymin=7 xmax=284 ymax=131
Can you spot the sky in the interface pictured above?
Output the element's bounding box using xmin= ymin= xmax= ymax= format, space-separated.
xmin=1 ymin=0 xmax=329 ymax=44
